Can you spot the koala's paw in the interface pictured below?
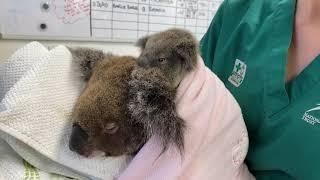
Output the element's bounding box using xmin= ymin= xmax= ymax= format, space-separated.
xmin=128 ymin=67 xmax=185 ymax=154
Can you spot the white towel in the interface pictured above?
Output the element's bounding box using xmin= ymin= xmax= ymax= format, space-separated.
xmin=0 ymin=42 xmax=49 ymax=105
xmin=0 ymin=42 xmax=130 ymax=180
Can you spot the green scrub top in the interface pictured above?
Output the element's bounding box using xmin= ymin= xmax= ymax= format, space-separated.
xmin=200 ymin=0 xmax=320 ymax=179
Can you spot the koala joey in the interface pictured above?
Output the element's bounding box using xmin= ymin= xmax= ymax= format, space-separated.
xmin=68 ymin=28 xmax=199 ymax=158
xmin=129 ymin=28 xmax=199 ymax=153
xmin=136 ymin=28 xmax=198 ymax=88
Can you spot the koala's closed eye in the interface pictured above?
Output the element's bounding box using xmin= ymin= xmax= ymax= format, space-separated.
xmin=103 ymin=122 xmax=119 ymax=134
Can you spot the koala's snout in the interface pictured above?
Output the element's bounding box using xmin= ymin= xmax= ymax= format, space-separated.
xmin=69 ymin=123 xmax=92 ymax=157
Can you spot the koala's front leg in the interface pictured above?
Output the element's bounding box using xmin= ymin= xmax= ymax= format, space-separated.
xmin=128 ymin=67 xmax=185 ymax=154
xmin=68 ymin=47 xmax=112 ymax=81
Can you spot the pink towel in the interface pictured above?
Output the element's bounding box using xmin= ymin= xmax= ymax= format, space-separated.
xmin=118 ymin=57 xmax=255 ymax=180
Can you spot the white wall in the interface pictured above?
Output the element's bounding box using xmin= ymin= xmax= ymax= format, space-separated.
xmin=0 ymin=39 xmax=140 ymax=63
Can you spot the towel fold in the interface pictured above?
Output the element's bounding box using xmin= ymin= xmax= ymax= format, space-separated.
xmin=0 ymin=42 xmax=49 ymax=107
xmin=0 ymin=42 xmax=130 ymax=180
xmin=118 ymin=57 xmax=255 ymax=180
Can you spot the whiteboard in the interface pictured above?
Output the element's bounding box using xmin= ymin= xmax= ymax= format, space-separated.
xmin=0 ymin=0 xmax=223 ymax=42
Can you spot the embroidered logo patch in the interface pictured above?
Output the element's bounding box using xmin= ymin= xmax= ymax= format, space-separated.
xmin=228 ymin=59 xmax=247 ymax=87
xmin=302 ymin=104 xmax=320 ymax=125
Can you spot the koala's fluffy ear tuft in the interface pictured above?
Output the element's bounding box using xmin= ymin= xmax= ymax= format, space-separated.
xmin=174 ymin=38 xmax=198 ymax=72
xmin=68 ymin=47 xmax=106 ymax=81
xmin=135 ymin=35 xmax=150 ymax=50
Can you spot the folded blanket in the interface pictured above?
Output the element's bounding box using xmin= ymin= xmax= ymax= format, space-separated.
xmin=0 ymin=42 xmax=130 ymax=180
xmin=118 ymin=57 xmax=255 ymax=180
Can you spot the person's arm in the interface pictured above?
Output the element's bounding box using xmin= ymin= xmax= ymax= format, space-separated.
xmin=200 ymin=1 xmax=226 ymax=68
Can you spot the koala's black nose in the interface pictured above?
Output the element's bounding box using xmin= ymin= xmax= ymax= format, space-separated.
xmin=69 ymin=123 xmax=89 ymax=152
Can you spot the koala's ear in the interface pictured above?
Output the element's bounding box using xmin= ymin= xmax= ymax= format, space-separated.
xmin=135 ymin=35 xmax=149 ymax=50
xmin=174 ymin=38 xmax=198 ymax=72
xmin=68 ymin=47 xmax=106 ymax=81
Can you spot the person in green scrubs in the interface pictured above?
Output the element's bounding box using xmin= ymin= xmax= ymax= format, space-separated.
xmin=200 ymin=0 xmax=320 ymax=179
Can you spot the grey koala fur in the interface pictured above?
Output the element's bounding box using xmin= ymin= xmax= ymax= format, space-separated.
xmin=128 ymin=67 xmax=185 ymax=154
xmin=129 ymin=28 xmax=199 ymax=153
xmin=68 ymin=28 xmax=199 ymax=157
